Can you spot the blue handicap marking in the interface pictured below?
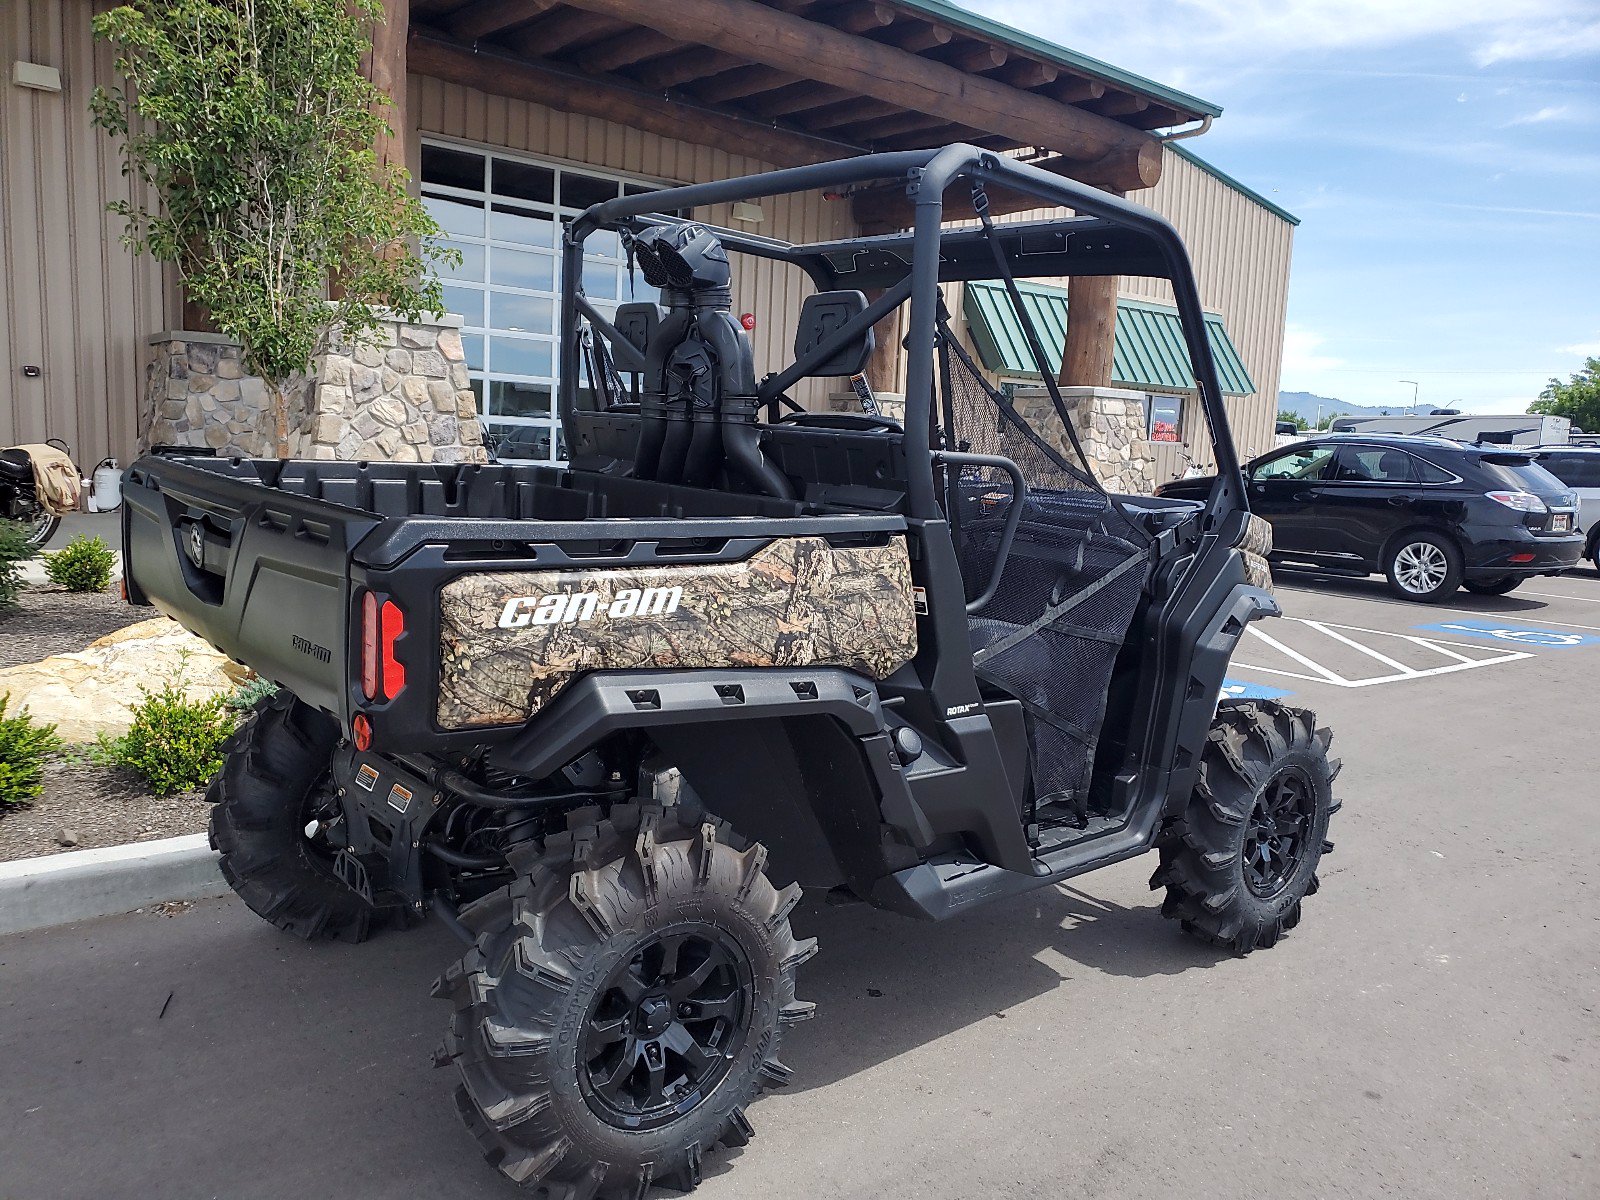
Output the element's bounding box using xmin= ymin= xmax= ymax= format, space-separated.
xmin=1416 ymin=618 xmax=1600 ymax=649
xmin=1221 ymin=678 xmax=1293 ymax=700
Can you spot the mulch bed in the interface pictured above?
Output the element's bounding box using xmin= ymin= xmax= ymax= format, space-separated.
xmin=0 ymin=584 xmax=148 ymax=670
xmin=0 ymin=759 xmax=209 ymax=863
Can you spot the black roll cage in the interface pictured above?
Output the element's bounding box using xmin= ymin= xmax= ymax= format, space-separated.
xmin=560 ymin=143 xmax=1245 ymax=523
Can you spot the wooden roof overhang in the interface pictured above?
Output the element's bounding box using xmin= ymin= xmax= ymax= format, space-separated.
xmin=405 ymin=0 xmax=1220 ymax=227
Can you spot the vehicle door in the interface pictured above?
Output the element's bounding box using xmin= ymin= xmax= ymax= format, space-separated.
xmin=1318 ymin=444 xmax=1427 ymax=567
xmin=1245 ymin=442 xmax=1338 ymax=555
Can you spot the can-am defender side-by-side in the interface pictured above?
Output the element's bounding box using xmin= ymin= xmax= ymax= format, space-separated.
xmin=121 ymin=145 xmax=1341 ymax=1197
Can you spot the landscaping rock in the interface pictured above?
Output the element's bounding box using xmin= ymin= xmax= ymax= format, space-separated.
xmin=55 ymin=828 xmax=81 ymax=848
xmin=0 ymin=617 xmax=249 ymax=743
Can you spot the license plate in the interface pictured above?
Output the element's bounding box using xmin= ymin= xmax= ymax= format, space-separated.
xmin=1552 ymin=513 xmax=1572 ymax=532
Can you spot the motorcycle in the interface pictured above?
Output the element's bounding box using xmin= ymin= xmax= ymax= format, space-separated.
xmin=0 ymin=439 xmax=120 ymax=548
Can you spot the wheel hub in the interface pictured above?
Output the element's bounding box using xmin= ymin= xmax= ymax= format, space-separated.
xmin=1243 ymin=766 xmax=1314 ymax=898
xmin=579 ymin=926 xmax=754 ymax=1131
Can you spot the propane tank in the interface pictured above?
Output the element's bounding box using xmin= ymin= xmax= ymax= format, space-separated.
xmin=87 ymin=457 xmax=122 ymax=512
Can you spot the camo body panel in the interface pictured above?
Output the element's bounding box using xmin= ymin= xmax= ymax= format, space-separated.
xmin=435 ymin=535 xmax=918 ymax=729
xmin=1236 ymin=513 xmax=1275 ymax=593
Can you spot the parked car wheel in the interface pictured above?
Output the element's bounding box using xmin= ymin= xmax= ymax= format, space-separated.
xmin=1464 ymin=576 xmax=1523 ymax=596
xmin=1384 ymin=531 xmax=1463 ymax=602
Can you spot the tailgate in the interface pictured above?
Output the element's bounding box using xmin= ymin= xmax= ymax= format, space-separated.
xmin=122 ymin=456 xmax=381 ymax=718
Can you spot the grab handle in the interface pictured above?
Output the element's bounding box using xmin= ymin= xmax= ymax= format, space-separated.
xmin=933 ymin=450 xmax=1027 ymax=615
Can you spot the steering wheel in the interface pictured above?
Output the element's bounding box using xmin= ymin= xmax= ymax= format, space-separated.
xmin=776 ymin=411 xmax=904 ymax=433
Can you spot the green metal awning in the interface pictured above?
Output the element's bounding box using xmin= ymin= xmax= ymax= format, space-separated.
xmin=963 ymin=281 xmax=1256 ymax=397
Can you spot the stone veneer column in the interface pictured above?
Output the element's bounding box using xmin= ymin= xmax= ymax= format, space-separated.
xmin=140 ymin=313 xmax=487 ymax=464
xmin=1010 ymin=384 xmax=1158 ymax=496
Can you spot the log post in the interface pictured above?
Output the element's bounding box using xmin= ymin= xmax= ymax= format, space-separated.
xmin=1059 ymin=274 xmax=1119 ymax=388
xmin=366 ymin=0 xmax=412 ymax=177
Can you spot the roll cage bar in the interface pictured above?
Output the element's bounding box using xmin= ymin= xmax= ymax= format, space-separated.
xmin=560 ymin=143 xmax=1246 ymax=523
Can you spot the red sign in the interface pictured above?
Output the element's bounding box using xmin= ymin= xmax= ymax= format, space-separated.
xmin=1151 ymin=420 xmax=1179 ymax=443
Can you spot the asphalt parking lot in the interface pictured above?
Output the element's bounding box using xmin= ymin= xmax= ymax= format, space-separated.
xmin=3 ymin=566 xmax=1598 ymax=1200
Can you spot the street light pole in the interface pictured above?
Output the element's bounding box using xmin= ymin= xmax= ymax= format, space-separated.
xmin=1399 ymin=379 xmax=1420 ymax=414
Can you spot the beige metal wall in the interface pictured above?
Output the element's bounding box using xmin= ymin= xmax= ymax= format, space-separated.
xmin=410 ymin=74 xmax=853 ymax=409
xmin=1 ymin=0 xmax=172 ymax=465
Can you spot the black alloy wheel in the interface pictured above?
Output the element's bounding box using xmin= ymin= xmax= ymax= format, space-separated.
xmin=1242 ymin=767 xmax=1315 ymax=898
xmin=581 ymin=927 xmax=754 ymax=1131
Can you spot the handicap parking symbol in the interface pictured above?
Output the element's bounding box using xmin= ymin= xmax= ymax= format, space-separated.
xmin=1221 ymin=678 xmax=1293 ymax=700
xmin=1416 ymin=619 xmax=1600 ymax=649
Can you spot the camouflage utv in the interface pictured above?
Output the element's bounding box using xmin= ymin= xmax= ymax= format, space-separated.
xmin=122 ymin=144 xmax=1340 ymax=1197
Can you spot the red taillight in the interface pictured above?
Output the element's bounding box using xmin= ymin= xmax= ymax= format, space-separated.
xmin=1510 ymin=552 xmax=1536 ymax=564
xmin=360 ymin=591 xmax=406 ymax=702
xmin=380 ymin=600 xmax=405 ymax=699
xmin=361 ymin=590 xmax=380 ymax=699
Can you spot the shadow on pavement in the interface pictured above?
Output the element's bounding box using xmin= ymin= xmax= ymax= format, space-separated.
xmin=0 ymin=869 xmax=1223 ymax=1199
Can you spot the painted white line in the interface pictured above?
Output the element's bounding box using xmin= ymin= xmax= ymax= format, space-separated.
xmin=1243 ymin=625 xmax=1347 ymax=683
xmin=1520 ymin=590 xmax=1600 ymax=603
xmin=1301 ymin=620 xmax=1418 ymax=674
xmin=1236 ymin=618 xmax=1533 ymax=689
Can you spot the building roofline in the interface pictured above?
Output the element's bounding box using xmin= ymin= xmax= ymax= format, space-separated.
xmin=1167 ymin=142 xmax=1301 ymax=226
xmin=888 ymin=0 xmax=1224 ymax=120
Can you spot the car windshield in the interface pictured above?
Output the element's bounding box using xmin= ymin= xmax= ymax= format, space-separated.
xmin=1253 ymin=445 xmax=1334 ymax=480
xmin=1480 ymin=455 xmax=1568 ymax=497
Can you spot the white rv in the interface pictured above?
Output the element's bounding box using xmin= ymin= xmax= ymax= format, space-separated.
xmin=1327 ymin=412 xmax=1572 ymax=446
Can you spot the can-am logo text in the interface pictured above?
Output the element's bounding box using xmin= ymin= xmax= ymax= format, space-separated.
xmin=498 ymin=587 xmax=684 ymax=629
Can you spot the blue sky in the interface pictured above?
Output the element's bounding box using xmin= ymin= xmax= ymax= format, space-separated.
xmin=970 ymin=0 xmax=1600 ymax=413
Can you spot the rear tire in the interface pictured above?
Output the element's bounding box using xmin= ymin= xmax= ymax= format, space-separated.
xmin=435 ymin=802 xmax=814 ymax=1196
xmin=1153 ymin=701 xmax=1340 ymax=954
xmin=208 ymin=690 xmax=382 ymax=942
xmin=1464 ymin=576 xmax=1522 ymax=596
xmin=26 ymin=511 xmax=60 ymax=548
xmin=1384 ymin=531 xmax=1462 ymax=602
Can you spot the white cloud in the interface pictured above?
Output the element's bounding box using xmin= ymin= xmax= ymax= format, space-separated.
xmin=1506 ymin=104 xmax=1574 ymax=125
xmin=1560 ymin=339 xmax=1600 ymax=356
xmin=1281 ymin=325 xmax=1343 ymax=375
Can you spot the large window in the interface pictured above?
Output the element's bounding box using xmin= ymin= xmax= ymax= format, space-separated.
xmin=420 ymin=142 xmax=667 ymax=462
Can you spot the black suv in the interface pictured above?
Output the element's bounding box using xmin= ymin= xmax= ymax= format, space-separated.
xmin=1158 ymin=434 xmax=1583 ymax=601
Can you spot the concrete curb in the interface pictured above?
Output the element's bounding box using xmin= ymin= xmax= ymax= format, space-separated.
xmin=0 ymin=834 xmax=225 ymax=936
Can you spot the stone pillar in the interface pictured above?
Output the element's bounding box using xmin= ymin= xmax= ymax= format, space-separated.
xmin=140 ymin=314 xmax=487 ymax=464
xmin=1010 ymin=384 xmax=1157 ymax=496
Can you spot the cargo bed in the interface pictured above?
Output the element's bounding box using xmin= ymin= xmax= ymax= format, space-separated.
xmin=122 ymin=455 xmax=909 ymax=749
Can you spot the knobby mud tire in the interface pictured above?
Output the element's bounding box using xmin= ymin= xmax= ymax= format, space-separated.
xmin=435 ymin=801 xmax=815 ymax=1197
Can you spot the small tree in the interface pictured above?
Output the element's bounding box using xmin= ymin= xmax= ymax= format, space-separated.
xmin=91 ymin=0 xmax=456 ymax=456
xmin=1529 ymin=357 xmax=1600 ymax=434
xmin=1277 ymin=409 xmax=1309 ymax=432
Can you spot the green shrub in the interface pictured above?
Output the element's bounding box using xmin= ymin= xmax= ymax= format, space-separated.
xmin=225 ymin=675 xmax=279 ymax=712
xmin=43 ymin=534 xmax=118 ymax=593
xmin=0 ymin=694 xmax=63 ymax=814
xmin=110 ymin=685 xmax=237 ymax=796
xmin=0 ymin=520 xmax=39 ymax=613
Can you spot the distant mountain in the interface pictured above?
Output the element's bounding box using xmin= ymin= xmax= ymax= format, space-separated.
xmin=1277 ymin=391 xmax=1414 ymax=423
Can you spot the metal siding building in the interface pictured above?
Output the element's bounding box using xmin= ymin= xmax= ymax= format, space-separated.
xmin=3 ymin=0 xmax=1294 ymax=478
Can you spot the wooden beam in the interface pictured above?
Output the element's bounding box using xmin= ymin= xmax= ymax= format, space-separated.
xmin=743 ymin=81 xmax=854 ymax=119
xmin=1130 ymin=104 xmax=1185 ymax=131
xmin=880 ymin=21 xmax=951 ymax=52
xmin=833 ymin=109 xmax=951 ymax=140
xmin=849 ymin=148 xmax=1154 ymax=228
xmin=408 ymin=31 xmax=863 ymax=165
xmin=504 ymin=9 xmax=623 ymax=56
xmin=689 ymin=65 xmax=805 ymax=105
xmin=947 ymin=44 xmax=1006 ymax=73
xmin=1060 ymin=274 xmax=1119 ymax=388
xmin=997 ymin=59 xmax=1057 ymax=89
xmin=582 ymin=27 xmax=685 ymax=72
xmin=1050 ymin=76 xmax=1106 ymax=104
xmin=544 ymin=0 xmax=1161 ymax=183
xmin=827 ymin=2 xmax=895 ymax=35
xmin=449 ymin=0 xmax=557 ymax=41
xmin=1090 ymin=91 xmax=1151 ymax=118
xmin=630 ymin=47 xmax=747 ymax=88
xmin=802 ymin=97 xmax=904 ymax=131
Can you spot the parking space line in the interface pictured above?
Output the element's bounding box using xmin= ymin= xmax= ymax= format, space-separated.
xmin=1520 ymin=590 xmax=1600 ymax=603
xmin=1236 ymin=618 xmax=1534 ymax=688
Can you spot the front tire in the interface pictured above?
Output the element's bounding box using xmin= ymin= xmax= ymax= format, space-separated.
xmin=435 ymin=802 xmax=814 ymax=1196
xmin=1384 ymin=531 xmax=1462 ymax=602
xmin=26 ymin=510 xmax=60 ymax=548
xmin=1153 ymin=701 xmax=1340 ymax=954
xmin=208 ymin=691 xmax=383 ymax=942
xmin=1464 ymin=575 xmax=1522 ymax=596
